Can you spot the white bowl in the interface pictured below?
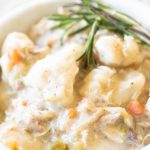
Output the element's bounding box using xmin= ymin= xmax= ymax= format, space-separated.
xmin=0 ymin=0 xmax=70 ymax=47
xmin=0 ymin=0 xmax=150 ymax=47
xmin=0 ymin=0 xmax=150 ymax=48
xmin=0 ymin=0 xmax=150 ymax=149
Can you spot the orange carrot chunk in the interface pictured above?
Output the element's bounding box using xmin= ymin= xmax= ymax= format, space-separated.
xmin=7 ymin=49 xmax=23 ymax=71
xmin=10 ymin=141 xmax=18 ymax=150
xmin=68 ymin=108 xmax=78 ymax=119
xmin=128 ymin=100 xmax=144 ymax=116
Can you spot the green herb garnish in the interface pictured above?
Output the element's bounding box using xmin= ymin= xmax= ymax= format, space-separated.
xmin=48 ymin=0 xmax=150 ymax=68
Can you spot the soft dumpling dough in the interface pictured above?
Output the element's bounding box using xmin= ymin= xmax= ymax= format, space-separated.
xmin=1 ymin=32 xmax=34 ymax=55
xmin=95 ymin=35 xmax=142 ymax=67
xmin=80 ymin=66 xmax=116 ymax=104
xmin=25 ymin=42 xmax=83 ymax=104
xmin=110 ymin=71 xmax=145 ymax=105
xmin=80 ymin=67 xmax=145 ymax=106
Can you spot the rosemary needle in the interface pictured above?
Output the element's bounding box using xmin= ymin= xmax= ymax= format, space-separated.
xmin=48 ymin=0 xmax=150 ymax=68
xmin=76 ymin=19 xmax=98 ymax=68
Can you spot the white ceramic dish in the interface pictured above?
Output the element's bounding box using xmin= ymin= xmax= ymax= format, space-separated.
xmin=0 ymin=0 xmax=150 ymax=48
xmin=0 ymin=0 xmax=70 ymax=47
xmin=0 ymin=0 xmax=150 ymax=149
xmin=0 ymin=0 xmax=150 ymax=46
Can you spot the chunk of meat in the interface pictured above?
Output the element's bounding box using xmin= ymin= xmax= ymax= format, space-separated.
xmin=101 ymin=125 xmax=127 ymax=143
xmin=70 ymin=108 xmax=105 ymax=136
xmin=95 ymin=35 xmax=142 ymax=67
xmin=65 ymin=99 xmax=134 ymax=145
xmin=5 ymin=95 xmax=56 ymax=136
xmin=101 ymin=107 xmax=134 ymax=129
xmin=99 ymin=107 xmax=134 ymax=143
xmin=58 ymin=99 xmax=104 ymax=140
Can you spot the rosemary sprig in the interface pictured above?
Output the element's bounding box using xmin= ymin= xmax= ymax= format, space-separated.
xmin=77 ymin=19 xmax=98 ymax=68
xmin=69 ymin=24 xmax=90 ymax=36
xmin=48 ymin=0 xmax=150 ymax=68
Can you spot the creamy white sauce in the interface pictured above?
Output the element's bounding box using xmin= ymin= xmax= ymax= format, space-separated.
xmin=0 ymin=7 xmax=150 ymax=150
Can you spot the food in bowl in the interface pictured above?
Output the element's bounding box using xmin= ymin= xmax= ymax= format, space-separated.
xmin=0 ymin=0 xmax=150 ymax=150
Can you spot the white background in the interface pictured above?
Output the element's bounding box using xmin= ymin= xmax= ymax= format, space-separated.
xmin=0 ymin=0 xmax=36 ymax=16
xmin=0 ymin=0 xmax=150 ymax=16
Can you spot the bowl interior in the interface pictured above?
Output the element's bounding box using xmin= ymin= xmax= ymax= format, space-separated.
xmin=0 ymin=0 xmax=71 ymax=48
xmin=0 ymin=0 xmax=150 ymax=48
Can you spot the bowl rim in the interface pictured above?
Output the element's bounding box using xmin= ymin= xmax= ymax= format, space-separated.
xmin=0 ymin=0 xmax=150 ymax=149
xmin=0 ymin=0 xmax=70 ymax=47
xmin=0 ymin=0 xmax=150 ymax=48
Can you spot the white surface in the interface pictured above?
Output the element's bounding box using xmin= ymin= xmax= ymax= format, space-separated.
xmin=0 ymin=0 xmax=150 ymax=16
xmin=0 ymin=0 xmax=149 ymax=47
xmin=0 ymin=0 xmax=70 ymax=47
xmin=102 ymin=0 xmax=150 ymax=30
xmin=0 ymin=0 xmax=35 ymax=16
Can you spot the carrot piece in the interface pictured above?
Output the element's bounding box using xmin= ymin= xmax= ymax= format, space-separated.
xmin=10 ymin=141 xmax=18 ymax=150
xmin=7 ymin=49 xmax=23 ymax=71
xmin=128 ymin=100 xmax=145 ymax=116
xmin=68 ymin=108 xmax=78 ymax=119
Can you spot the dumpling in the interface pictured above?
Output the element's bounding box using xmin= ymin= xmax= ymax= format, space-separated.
xmin=0 ymin=32 xmax=50 ymax=90
xmin=95 ymin=35 xmax=142 ymax=67
xmin=1 ymin=32 xmax=34 ymax=55
xmin=123 ymin=36 xmax=142 ymax=66
xmin=25 ymin=42 xmax=83 ymax=104
xmin=80 ymin=67 xmax=145 ymax=106
xmin=95 ymin=35 xmax=123 ymax=66
xmin=79 ymin=66 xmax=116 ymax=105
xmin=110 ymin=71 xmax=145 ymax=105
xmin=0 ymin=32 xmax=34 ymax=89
